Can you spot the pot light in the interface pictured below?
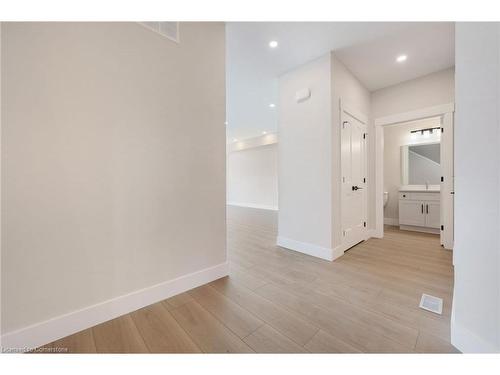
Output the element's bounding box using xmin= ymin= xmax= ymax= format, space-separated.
xmin=396 ymin=54 xmax=407 ymax=63
xmin=262 ymin=131 xmax=267 ymax=135
xmin=269 ymin=40 xmax=278 ymax=48
xmin=269 ymin=103 xmax=276 ymax=108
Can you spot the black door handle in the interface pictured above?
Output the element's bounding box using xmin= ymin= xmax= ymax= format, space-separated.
xmin=421 ymin=204 xmax=424 ymax=214
xmin=352 ymin=186 xmax=363 ymax=191
xmin=426 ymin=204 xmax=429 ymax=214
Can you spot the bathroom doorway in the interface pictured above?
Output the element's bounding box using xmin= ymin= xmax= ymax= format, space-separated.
xmin=374 ymin=104 xmax=455 ymax=250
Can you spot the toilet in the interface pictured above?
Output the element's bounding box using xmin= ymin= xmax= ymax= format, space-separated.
xmin=383 ymin=191 xmax=389 ymax=208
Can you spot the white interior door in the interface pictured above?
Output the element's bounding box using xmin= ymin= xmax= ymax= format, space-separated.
xmin=341 ymin=111 xmax=367 ymax=249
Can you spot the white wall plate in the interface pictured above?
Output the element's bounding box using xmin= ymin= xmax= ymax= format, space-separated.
xmin=295 ymin=88 xmax=311 ymax=103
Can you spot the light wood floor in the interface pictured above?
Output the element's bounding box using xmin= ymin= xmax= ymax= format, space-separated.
xmin=38 ymin=206 xmax=458 ymax=353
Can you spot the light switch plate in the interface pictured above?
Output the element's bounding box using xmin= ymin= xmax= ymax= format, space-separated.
xmin=295 ymin=88 xmax=311 ymax=103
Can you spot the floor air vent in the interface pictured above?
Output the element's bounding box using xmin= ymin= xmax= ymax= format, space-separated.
xmin=139 ymin=22 xmax=179 ymax=43
xmin=419 ymin=294 xmax=443 ymax=315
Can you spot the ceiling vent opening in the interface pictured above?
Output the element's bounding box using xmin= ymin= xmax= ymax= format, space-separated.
xmin=139 ymin=22 xmax=179 ymax=43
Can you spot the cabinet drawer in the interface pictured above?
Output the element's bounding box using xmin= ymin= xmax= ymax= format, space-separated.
xmin=399 ymin=192 xmax=440 ymax=201
xmin=399 ymin=192 xmax=412 ymax=200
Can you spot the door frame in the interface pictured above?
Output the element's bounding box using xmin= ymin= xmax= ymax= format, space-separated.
xmin=373 ymin=102 xmax=455 ymax=249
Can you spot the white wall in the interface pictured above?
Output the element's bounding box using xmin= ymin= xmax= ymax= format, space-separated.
xmin=0 ymin=23 xmax=3 ymax=343
xmin=383 ymin=118 xmax=441 ymax=223
xmin=1 ymin=22 xmax=226 ymax=343
xmin=371 ymin=67 xmax=455 ymax=118
xmin=227 ymin=143 xmax=278 ymax=210
xmin=277 ymin=53 xmax=370 ymax=259
xmin=452 ymin=22 xmax=500 ymax=353
xmin=278 ymin=54 xmax=333 ymax=254
xmin=331 ymin=54 xmax=371 ymax=247
xmin=227 ymin=132 xmax=278 ymax=153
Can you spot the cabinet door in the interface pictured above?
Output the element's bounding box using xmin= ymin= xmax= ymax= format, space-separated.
xmin=425 ymin=201 xmax=441 ymax=229
xmin=399 ymin=200 xmax=425 ymax=226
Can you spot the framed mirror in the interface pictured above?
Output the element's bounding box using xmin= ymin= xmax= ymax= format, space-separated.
xmin=401 ymin=142 xmax=441 ymax=185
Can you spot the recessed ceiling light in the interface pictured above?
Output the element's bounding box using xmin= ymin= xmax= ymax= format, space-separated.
xmin=269 ymin=40 xmax=278 ymax=48
xmin=396 ymin=54 xmax=407 ymax=63
xmin=269 ymin=103 xmax=276 ymax=108
xmin=262 ymin=131 xmax=267 ymax=135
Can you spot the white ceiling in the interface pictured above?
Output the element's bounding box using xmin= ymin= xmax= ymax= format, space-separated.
xmin=226 ymin=22 xmax=455 ymax=141
xmin=334 ymin=23 xmax=455 ymax=91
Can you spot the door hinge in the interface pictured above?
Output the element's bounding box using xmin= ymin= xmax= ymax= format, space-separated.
xmin=363 ymin=221 xmax=366 ymax=228
xmin=441 ymin=225 xmax=444 ymax=231
xmin=441 ymin=176 xmax=444 ymax=182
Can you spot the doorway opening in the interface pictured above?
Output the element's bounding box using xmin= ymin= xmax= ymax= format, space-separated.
xmin=374 ymin=104 xmax=455 ymax=250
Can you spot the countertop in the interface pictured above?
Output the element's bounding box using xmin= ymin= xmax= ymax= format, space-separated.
xmin=399 ymin=185 xmax=440 ymax=193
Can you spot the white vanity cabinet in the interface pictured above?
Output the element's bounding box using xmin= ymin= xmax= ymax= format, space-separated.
xmin=398 ymin=191 xmax=440 ymax=234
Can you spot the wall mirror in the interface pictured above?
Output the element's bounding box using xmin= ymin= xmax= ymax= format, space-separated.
xmin=401 ymin=142 xmax=441 ymax=185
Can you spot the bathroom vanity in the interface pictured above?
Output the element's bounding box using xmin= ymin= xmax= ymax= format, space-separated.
xmin=399 ymin=186 xmax=440 ymax=234
xmin=397 ymin=140 xmax=442 ymax=235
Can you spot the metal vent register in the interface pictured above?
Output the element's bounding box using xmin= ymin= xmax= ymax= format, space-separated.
xmin=419 ymin=294 xmax=443 ymax=315
xmin=139 ymin=22 xmax=179 ymax=43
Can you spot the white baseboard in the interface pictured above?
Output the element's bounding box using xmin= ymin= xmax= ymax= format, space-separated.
xmin=365 ymin=229 xmax=379 ymax=239
xmin=451 ymin=317 xmax=498 ymax=353
xmin=227 ymin=202 xmax=278 ymax=211
xmin=384 ymin=217 xmax=399 ymax=226
xmin=277 ymin=236 xmax=342 ymax=261
xmin=1 ymin=261 xmax=229 ymax=351
xmin=333 ymin=239 xmax=362 ymax=255
xmin=399 ymin=224 xmax=439 ymax=235
xmin=333 ymin=229 xmax=378 ymax=254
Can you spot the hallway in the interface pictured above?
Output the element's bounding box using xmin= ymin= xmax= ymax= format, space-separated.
xmin=39 ymin=206 xmax=456 ymax=353
xmin=223 ymin=206 xmax=456 ymax=353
